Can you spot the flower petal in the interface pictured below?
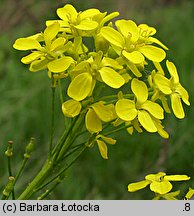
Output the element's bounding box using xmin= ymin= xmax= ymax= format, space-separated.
xmin=141 ymin=100 xmax=164 ymax=119
xmin=145 ymin=172 xmax=166 ymax=181
xmin=101 ymin=57 xmax=123 ymax=69
xmin=138 ymin=110 xmax=157 ymax=132
xmin=150 ymin=180 xmax=172 ymax=194
xmin=116 ymin=19 xmax=139 ymax=43
xmin=131 ymin=78 xmax=148 ymax=104
xmin=80 ymin=8 xmax=100 ymax=20
xmin=138 ymin=45 xmax=166 ymax=62
xmin=101 ymin=12 xmax=120 ymax=26
xmin=171 ymin=93 xmax=185 ymax=119
xmin=50 ymin=37 xmax=66 ymax=51
xmin=99 ymin=135 xmax=116 ymax=145
xmin=13 ymin=38 xmax=42 ymax=50
xmin=57 ymin=4 xmax=77 ymax=22
xmin=149 ymin=37 xmax=168 ymax=50
xmin=185 ymin=188 xmax=194 ymax=200
xmin=67 ymin=73 xmax=93 ymax=101
xmin=154 ymin=74 xmax=172 ymax=95
xmin=115 ymin=99 xmax=137 ymax=121
xmin=62 ymin=99 xmax=82 ymax=117
xmin=75 ymin=20 xmax=98 ymax=30
xmin=164 ymin=175 xmax=190 ymax=181
xmin=97 ymin=140 xmax=108 ymax=159
xmin=29 ymin=58 xmax=49 ymax=72
xmin=85 ymin=109 xmax=102 ymax=133
xmin=153 ymin=118 xmax=169 ymax=139
xmin=176 ymin=84 xmax=190 ymax=106
xmin=101 ymin=26 xmax=125 ymax=48
xmin=91 ymin=102 xmax=115 ymax=122
xmin=122 ymin=50 xmax=145 ymax=64
xmin=44 ymin=22 xmax=60 ymax=44
xmin=166 ymin=60 xmax=179 ymax=84
xmin=21 ymin=52 xmax=42 ymax=64
xmin=47 ymin=56 xmax=74 ymax=73
xmin=99 ymin=67 xmax=125 ymax=88
xmin=138 ymin=24 xmax=156 ymax=36
xmin=127 ymin=62 xmax=142 ymax=77
xmin=128 ymin=180 xmax=151 ymax=192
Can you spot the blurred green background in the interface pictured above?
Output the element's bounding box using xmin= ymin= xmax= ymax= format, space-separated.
xmin=0 ymin=0 xmax=194 ymax=199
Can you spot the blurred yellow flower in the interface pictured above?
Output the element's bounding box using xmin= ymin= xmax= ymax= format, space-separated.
xmin=128 ymin=172 xmax=190 ymax=195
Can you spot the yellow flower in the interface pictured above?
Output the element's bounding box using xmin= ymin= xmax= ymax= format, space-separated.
xmin=62 ymin=99 xmax=82 ymax=117
xmin=153 ymin=60 xmax=190 ymax=119
xmin=46 ymin=4 xmax=100 ymax=37
xmin=67 ymin=52 xmax=125 ymax=101
xmin=47 ymin=4 xmax=120 ymax=38
xmin=128 ymin=172 xmax=190 ymax=195
xmin=85 ymin=101 xmax=116 ymax=133
xmin=95 ymin=134 xmax=116 ymax=159
xmin=13 ymin=22 xmax=74 ymax=73
xmin=115 ymin=78 xmax=164 ymax=134
xmin=100 ymin=19 xmax=167 ymax=77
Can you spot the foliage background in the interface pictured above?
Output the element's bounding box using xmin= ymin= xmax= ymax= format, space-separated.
xmin=0 ymin=0 xmax=194 ymax=199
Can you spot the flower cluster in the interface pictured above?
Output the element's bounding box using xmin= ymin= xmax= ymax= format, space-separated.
xmin=13 ymin=4 xmax=190 ymax=159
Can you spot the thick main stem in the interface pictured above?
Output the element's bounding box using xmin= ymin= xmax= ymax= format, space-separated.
xmin=17 ymin=159 xmax=53 ymax=200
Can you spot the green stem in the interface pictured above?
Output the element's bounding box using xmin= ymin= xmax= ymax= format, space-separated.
xmin=37 ymin=181 xmax=61 ymax=200
xmin=17 ymin=113 xmax=84 ymax=199
xmin=58 ymin=79 xmax=70 ymax=129
xmin=56 ymin=114 xmax=85 ymax=162
xmin=14 ymin=158 xmax=28 ymax=183
xmin=58 ymin=79 xmax=64 ymax=104
xmin=52 ymin=116 xmax=78 ymax=161
xmin=49 ymin=78 xmax=56 ymax=157
xmin=7 ymin=157 xmax=15 ymax=199
xmin=36 ymin=145 xmax=87 ymax=197
xmin=103 ymin=124 xmax=131 ymax=136
xmin=17 ymin=159 xmax=53 ymax=200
